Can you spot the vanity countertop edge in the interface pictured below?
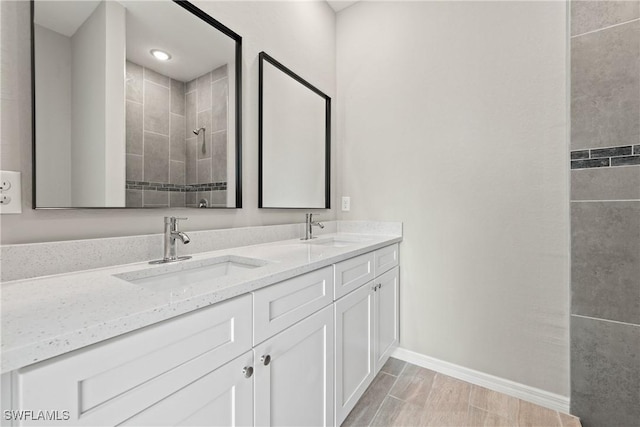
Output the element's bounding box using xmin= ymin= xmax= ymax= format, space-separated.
xmin=0 ymin=232 xmax=402 ymax=374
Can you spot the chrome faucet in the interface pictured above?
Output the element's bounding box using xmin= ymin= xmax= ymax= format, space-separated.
xmin=302 ymin=213 xmax=324 ymax=240
xmin=150 ymin=217 xmax=192 ymax=264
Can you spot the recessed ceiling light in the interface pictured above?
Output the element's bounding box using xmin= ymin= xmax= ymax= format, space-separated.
xmin=150 ymin=49 xmax=171 ymax=61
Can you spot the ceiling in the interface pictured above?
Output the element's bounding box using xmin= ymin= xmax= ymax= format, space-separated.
xmin=34 ymin=0 xmax=235 ymax=82
xmin=326 ymin=0 xmax=360 ymax=13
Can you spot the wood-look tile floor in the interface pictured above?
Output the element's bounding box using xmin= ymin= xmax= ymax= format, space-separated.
xmin=342 ymin=358 xmax=582 ymax=427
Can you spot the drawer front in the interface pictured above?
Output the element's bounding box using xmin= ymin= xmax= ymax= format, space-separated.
xmin=334 ymin=252 xmax=375 ymax=299
xmin=16 ymin=295 xmax=252 ymax=426
xmin=253 ymin=266 xmax=333 ymax=345
xmin=374 ymin=243 xmax=399 ymax=276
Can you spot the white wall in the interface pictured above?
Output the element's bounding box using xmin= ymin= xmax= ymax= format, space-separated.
xmin=337 ymin=1 xmax=570 ymax=396
xmin=34 ymin=24 xmax=72 ymax=207
xmin=0 ymin=0 xmax=336 ymax=243
xmin=70 ymin=1 xmax=107 ymax=206
xmin=70 ymin=0 xmax=125 ymax=207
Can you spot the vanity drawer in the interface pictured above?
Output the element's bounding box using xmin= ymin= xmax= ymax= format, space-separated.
xmin=334 ymin=252 xmax=375 ymax=299
xmin=375 ymin=243 xmax=399 ymax=276
xmin=253 ymin=266 xmax=333 ymax=345
xmin=16 ymin=294 xmax=252 ymax=426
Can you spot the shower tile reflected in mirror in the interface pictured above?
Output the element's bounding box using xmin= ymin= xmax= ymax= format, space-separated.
xmin=124 ymin=61 xmax=229 ymax=208
xmin=33 ymin=0 xmax=241 ymax=208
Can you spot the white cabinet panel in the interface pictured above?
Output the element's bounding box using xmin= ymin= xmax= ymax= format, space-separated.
xmin=1 ymin=373 xmax=12 ymax=427
xmin=374 ymin=244 xmax=398 ymax=277
xmin=254 ymin=305 xmax=334 ymax=427
xmin=334 ymin=283 xmax=374 ymax=426
xmin=334 ymin=252 xmax=374 ymax=299
xmin=253 ymin=266 xmax=333 ymax=345
xmin=16 ymin=294 xmax=252 ymax=426
xmin=121 ymin=351 xmax=254 ymax=427
xmin=374 ymin=267 xmax=399 ymax=372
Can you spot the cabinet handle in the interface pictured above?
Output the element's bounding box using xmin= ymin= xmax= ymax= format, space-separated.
xmin=377 ymin=284 xmax=382 ymax=290
xmin=372 ymin=284 xmax=377 ymax=291
xmin=242 ymin=366 xmax=254 ymax=378
xmin=261 ymin=354 xmax=271 ymax=366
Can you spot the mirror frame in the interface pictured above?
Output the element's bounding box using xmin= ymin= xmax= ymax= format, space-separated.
xmin=30 ymin=0 xmax=243 ymax=209
xmin=258 ymin=51 xmax=331 ymax=209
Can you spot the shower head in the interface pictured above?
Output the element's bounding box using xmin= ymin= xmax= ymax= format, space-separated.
xmin=192 ymin=127 xmax=205 ymax=135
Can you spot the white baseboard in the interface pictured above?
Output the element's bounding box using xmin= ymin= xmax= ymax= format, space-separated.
xmin=391 ymin=347 xmax=570 ymax=414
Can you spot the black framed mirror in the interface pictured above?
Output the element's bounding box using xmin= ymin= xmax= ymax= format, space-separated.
xmin=258 ymin=52 xmax=330 ymax=209
xmin=31 ymin=0 xmax=242 ymax=208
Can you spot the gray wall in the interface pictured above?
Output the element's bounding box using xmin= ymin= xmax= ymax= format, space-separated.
xmin=0 ymin=0 xmax=336 ymax=244
xmin=337 ymin=1 xmax=570 ymax=397
xmin=569 ymin=1 xmax=640 ymax=425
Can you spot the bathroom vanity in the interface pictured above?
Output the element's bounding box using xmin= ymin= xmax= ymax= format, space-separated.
xmin=0 ymin=223 xmax=401 ymax=426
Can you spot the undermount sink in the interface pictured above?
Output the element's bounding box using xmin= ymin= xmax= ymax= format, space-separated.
xmin=115 ymin=255 xmax=270 ymax=290
xmin=304 ymin=236 xmax=371 ymax=248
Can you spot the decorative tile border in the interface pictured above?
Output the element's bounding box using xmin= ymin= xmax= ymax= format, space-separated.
xmin=571 ymin=145 xmax=640 ymax=169
xmin=125 ymin=181 xmax=227 ymax=192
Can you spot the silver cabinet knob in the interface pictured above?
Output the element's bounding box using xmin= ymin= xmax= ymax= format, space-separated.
xmin=261 ymin=355 xmax=271 ymax=366
xmin=243 ymin=366 xmax=254 ymax=378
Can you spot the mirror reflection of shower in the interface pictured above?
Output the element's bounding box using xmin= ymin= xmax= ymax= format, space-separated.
xmin=193 ymin=127 xmax=206 ymax=154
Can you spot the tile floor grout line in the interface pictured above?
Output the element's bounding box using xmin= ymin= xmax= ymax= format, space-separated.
xmin=386 ymin=362 xmax=408 ymax=402
xmin=572 ymin=313 xmax=640 ymax=327
xmin=571 ymin=17 xmax=640 ymax=38
xmin=368 ymin=362 xmax=408 ymax=427
xmin=367 ymin=395 xmax=391 ymax=427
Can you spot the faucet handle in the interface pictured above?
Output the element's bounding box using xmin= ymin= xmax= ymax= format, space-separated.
xmin=173 ymin=217 xmax=188 ymax=228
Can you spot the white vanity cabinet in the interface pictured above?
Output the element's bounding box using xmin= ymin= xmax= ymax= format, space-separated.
xmin=334 ymin=244 xmax=399 ymax=426
xmin=6 ymin=242 xmax=400 ymax=427
xmin=14 ymin=294 xmax=253 ymax=426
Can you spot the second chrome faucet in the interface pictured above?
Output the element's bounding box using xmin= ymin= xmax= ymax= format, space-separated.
xmin=301 ymin=213 xmax=324 ymax=240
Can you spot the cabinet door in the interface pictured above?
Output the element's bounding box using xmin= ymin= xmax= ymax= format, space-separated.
xmin=334 ymin=283 xmax=374 ymax=426
xmin=121 ymin=351 xmax=254 ymax=426
xmin=254 ymin=305 xmax=334 ymax=427
xmin=374 ymin=267 xmax=399 ymax=373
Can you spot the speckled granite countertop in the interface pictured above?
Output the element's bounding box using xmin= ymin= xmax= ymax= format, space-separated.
xmin=1 ymin=232 xmax=401 ymax=373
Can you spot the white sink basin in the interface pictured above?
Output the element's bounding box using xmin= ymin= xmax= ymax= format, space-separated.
xmin=115 ymin=255 xmax=270 ymax=291
xmin=304 ymin=236 xmax=371 ymax=248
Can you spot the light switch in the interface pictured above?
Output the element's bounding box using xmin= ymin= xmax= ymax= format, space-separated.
xmin=341 ymin=196 xmax=351 ymax=212
xmin=0 ymin=171 xmax=22 ymax=214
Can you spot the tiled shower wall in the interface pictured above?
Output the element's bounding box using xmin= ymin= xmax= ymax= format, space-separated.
xmin=125 ymin=61 xmax=187 ymax=207
xmin=570 ymin=2 xmax=640 ymax=426
xmin=185 ymin=65 xmax=228 ymax=208
xmin=124 ymin=62 xmax=228 ymax=208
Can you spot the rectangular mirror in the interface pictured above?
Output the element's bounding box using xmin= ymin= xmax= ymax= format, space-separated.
xmin=32 ymin=0 xmax=242 ymax=208
xmin=258 ymin=52 xmax=330 ymax=209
